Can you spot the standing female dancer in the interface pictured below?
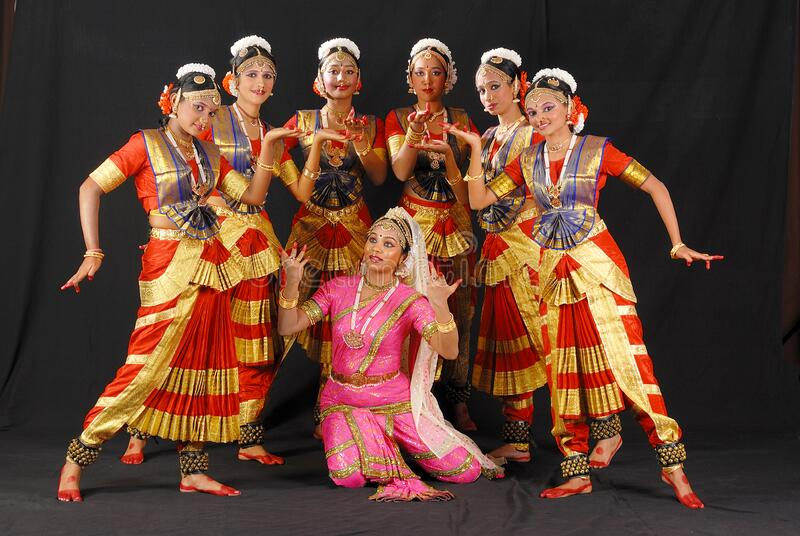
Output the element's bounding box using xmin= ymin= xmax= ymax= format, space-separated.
xmin=446 ymin=48 xmax=547 ymax=461
xmin=277 ymin=208 xmax=503 ymax=501
xmin=384 ymin=38 xmax=479 ymax=432
xmin=57 ymin=63 xmax=298 ymax=501
xmin=449 ymin=68 xmax=720 ymax=508
xmin=120 ymin=36 xmax=301 ymax=466
xmin=281 ymin=38 xmax=388 ymax=434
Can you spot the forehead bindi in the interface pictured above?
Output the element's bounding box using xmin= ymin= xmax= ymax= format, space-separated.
xmin=370 ymin=230 xmax=399 ymax=243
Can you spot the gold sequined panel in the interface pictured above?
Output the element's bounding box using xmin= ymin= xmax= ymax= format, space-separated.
xmin=538 ymin=220 xmax=636 ymax=306
xmin=400 ymin=197 xmax=472 ymax=258
xmin=90 ymin=158 xmax=128 ymax=193
xmin=478 ymin=209 xmax=541 ymax=287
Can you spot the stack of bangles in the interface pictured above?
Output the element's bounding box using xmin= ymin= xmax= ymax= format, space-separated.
xmin=405 ymin=127 xmax=424 ymax=146
xmin=669 ymin=242 xmax=686 ymax=259
xmin=278 ymin=289 xmax=298 ymax=309
xmin=255 ymin=159 xmax=281 ymax=174
xmin=435 ymin=312 xmax=457 ymax=333
xmin=84 ymin=249 xmax=105 ymax=260
xmin=302 ymin=167 xmax=320 ymax=181
xmin=356 ymin=144 xmax=372 ymax=157
xmin=462 ymin=172 xmax=483 ymax=183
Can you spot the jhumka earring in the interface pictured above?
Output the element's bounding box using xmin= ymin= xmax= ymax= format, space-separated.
xmin=360 ymin=261 xmax=367 ymax=276
xmin=395 ymin=265 xmax=410 ymax=280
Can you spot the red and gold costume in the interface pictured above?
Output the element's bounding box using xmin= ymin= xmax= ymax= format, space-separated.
xmin=72 ymin=128 xmax=253 ymax=462
xmin=470 ymin=122 xmax=548 ymax=451
xmin=200 ymin=105 xmax=300 ymax=445
xmin=385 ymin=107 xmax=478 ymax=400
xmin=500 ymin=135 xmax=687 ymax=477
xmin=282 ymin=110 xmax=386 ymax=414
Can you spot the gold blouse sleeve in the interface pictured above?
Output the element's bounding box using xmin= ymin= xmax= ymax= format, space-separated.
xmin=618 ymin=159 xmax=651 ymax=189
xmin=89 ymin=159 xmax=127 ymax=193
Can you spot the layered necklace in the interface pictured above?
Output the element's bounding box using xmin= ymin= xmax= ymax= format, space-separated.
xmin=322 ymin=105 xmax=352 ymax=168
xmin=543 ymin=133 xmax=577 ymax=208
xmin=343 ymin=276 xmax=399 ymax=349
xmin=414 ymin=104 xmax=448 ymax=170
xmin=235 ymin=102 xmax=260 ymax=127
xmin=164 ymin=126 xmax=210 ymax=199
xmin=495 ymin=115 xmax=526 ymax=142
xmin=232 ymin=102 xmax=266 ymax=168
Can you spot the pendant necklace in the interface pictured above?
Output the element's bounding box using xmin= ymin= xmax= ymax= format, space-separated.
xmin=164 ymin=127 xmax=210 ymax=199
xmin=233 ymin=103 xmax=266 ymax=168
xmin=543 ymin=133 xmax=577 ymax=208
xmin=343 ymin=276 xmax=399 ymax=349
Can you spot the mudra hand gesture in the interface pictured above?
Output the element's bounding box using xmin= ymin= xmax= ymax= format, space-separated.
xmin=440 ymin=121 xmax=481 ymax=148
xmin=344 ymin=108 xmax=369 ymax=143
xmin=407 ymin=132 xmax=452 ymax=155
xmin=61 ymin=253 xmax=103 ymax=294
xmin=264 ymin=125 xmax=307 ymax=144
xmin=426 ymin=261 xmax=461 ymax=307
xmin=312 ymin=128 xmax=355 ymax=145
xmin=279 ymin=242 xmax=309 ymax=286
xmin=407 ymin=102 xmax=433 ymax=133
xmin=670 ymin=244 xmax=724 ymax=270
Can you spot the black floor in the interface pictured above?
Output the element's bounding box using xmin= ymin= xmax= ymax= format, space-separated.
xmin=2 ymin=412 xmax=799 ymax=536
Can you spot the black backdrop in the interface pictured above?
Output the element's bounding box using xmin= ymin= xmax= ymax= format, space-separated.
xmin=0 ymin=0 xmax=797 ymax=435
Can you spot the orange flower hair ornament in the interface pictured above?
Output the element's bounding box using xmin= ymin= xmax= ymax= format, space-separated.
xmin=568 ymin=95 xmax=588 ymax=133
xmin=222 ymin=71 xmax=236 ymax=96
xmin=518 ymin=70 xmax=529 ymax=102
xmin=158 ymin=83 xmax=174 ymax=115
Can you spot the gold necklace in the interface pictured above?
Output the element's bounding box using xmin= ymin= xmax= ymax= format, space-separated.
xmin=235 ymin=103 xmax=260 ymax=127
xmin=363 ymin=275 xmax=396 ymax=292
xmin=166 ymin=127 xmax=194 ymax=154
xmin=547 ymin=136 xmax=572 ymax=152
xmin=495 ymin=115 xmax=525 ymax=139
xmin=323 ymin=105 xmax=348 ymax=125
xmin=415 ymin=104 xmax=445 ymax=122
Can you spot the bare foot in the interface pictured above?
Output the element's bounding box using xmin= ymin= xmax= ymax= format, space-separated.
xmin=237 ymin=445 xmax=285 ymax=465
xmin=453 ymin=402 xmax=477 ymax=432
xmin=488 ymin=443 xmax=530 ymax=462
xmin=661 ymin=467 xmax=704 ymax=509
xmin=120 ymin=437 xmax=146 ymax=464
xmin=540 ymin=477 xmax=592 ymax=499
xmin=589 ymin=434 xmax=622 ymax=469
xmin=57 ymin=461 xmax=83 ymax=502
xmin=179 ymin=473 xmax=240 ymax=496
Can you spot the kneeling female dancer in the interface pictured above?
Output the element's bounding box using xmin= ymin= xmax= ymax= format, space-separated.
xmin=277 ymin=208 xmax=503 ymax=501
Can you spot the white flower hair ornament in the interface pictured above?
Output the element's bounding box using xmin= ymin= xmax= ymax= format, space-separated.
xmin=480 ymin=48 xmax=522 ymax=68
xmin=318 ymin=38 xmax=361 ymax=61
xmin=532 ymin=67 xmax=577 ymax=93
xmin=176 ymin=63 xmax=216 ymax=80
xmin=230 ymin=35 xmax=272 ymax=58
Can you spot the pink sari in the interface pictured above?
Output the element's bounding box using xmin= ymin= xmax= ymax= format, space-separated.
xmin=307 ymin=275 xmax=496 ymax=501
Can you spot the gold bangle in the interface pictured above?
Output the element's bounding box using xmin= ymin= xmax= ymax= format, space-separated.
xmin=302 ymin=167 xmax=320 ymax=181
xmin=255 ymin=159 xmax=271 ymax=171
xmin=435 ymin=312 xmax=456 ymax=333
xmin=462 ymin=172 xmax=483 ymax=183
xmin=355 ymin=144 xmax=372 ymax=157
xmin=405 ymin=130 xmax=423 ymax=145
xmin=669 ymin=242 xmax=686 ymax=259
xmin=446 ymin=172 xmax=463 ymax=186
xmin=278 ymin=289 xmax=299 ymax=309
xmin=83 ymin=250 xmax=105 ymax=259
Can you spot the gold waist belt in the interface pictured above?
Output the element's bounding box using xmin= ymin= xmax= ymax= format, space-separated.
xmin=330 ymin=370 xmax=399 ymax=387
xmin=304 ymin=198 xmax=364 ymax=224
xmin=514 ymin=206 xmax=540 ymax=225
xmin=149 ymin=227 xmax=184 ymax=240
xmin=400 ymin=195 xmax=458 ymax=221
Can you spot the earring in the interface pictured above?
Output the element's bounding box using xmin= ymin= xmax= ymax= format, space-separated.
xmin=354 ymin=80 xmax=362 ymax=95
xmin=512 ymin=98 xmax=520 ymax=103
xmin=360 ymin=261 xmax=367 ymax=276
xmin=395 ymin=265 xmax=409 ymax=279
